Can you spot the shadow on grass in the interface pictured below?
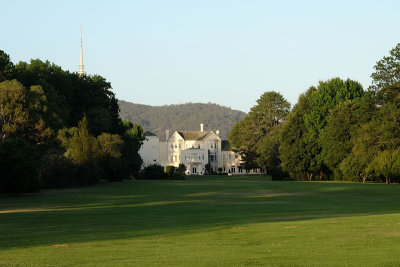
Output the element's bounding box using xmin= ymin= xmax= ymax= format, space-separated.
xmin=0 ymin=176 xmax=399 ymax=250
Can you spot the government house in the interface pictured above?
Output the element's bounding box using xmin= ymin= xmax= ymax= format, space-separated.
xmin=139 ymin=124 xmax=263 ymax=175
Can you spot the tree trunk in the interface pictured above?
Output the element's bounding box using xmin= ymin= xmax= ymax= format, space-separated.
xmin=362 ymin=174 xmax=367 ymax=184
xmin=386 ymin=177 xmax=391 ymax=184
xmin=307 ymin=172 xmax=313 ymax=181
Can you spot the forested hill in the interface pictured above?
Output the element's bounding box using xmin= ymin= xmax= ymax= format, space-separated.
xmin=118 ymin=101 xmax=247 ymax=140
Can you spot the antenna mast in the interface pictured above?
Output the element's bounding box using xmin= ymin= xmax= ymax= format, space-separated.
xmin=78 ymin=25 xmax=86 ymax=76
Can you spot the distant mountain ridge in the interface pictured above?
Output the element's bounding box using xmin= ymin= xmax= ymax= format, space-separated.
xmin=118 ymin=100 xmax=247 ymax=140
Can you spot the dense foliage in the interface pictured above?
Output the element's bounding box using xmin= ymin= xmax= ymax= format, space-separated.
xmin=231 ymin=43 xmax=400 ymax=183
xmin=0 ymin=50 xmax=144 ymax=193
xmin=229 ymin=91 xmax=290 ymax=172
xmin=0 ymin=138 xmax=40 ymax=193
xmin=118 ymin=101 xmax=246 ymax=140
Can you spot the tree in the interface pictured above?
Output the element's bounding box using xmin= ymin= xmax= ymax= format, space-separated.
xmin=279 ymin=87 xmax=320 ymax=180
xmin=294 ymin=78 xmax=364 ymax=179
xmin=341 ymin=103 xmax=400 ymax=182
xmin=256 ymin=124 xmax=282 ymax=174
xmin=59 ymin=116 xmax=99 ymax=165
xmin=229 ymin=91 xmax=290 ymax=170
xmin=0 ymin=50 xmax=14 ymax=82
xmin=304 ymin=78 xmax=364 ymax=136
xmin=320 ymin=94 xmax=376 ymax=180
xmin=0 ymin=79 xmax=51 ymax=144
xmin=366 ymin=149 xmax=400 ymax=184
xmin=97 ymin=133 xmax=125 ymax=181
xmin=121 ymin=121 xmax=144 ymax=177
xmin=0 ymin=80 xmax=30 ymax=141
xmin=370 ymin=43 xmax=400 ymax=92
xmin=13 ymin=59 xmax=121 ymax=135
xmin=0 ymin=138 xmax=40 ymax=193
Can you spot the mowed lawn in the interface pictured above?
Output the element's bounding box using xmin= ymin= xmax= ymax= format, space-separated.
xmin=0 ymin=176 xmax=399 ymax=266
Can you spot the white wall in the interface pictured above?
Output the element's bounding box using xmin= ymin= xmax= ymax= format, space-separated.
xmin=139 ymin=136 xmax=160 ymax=167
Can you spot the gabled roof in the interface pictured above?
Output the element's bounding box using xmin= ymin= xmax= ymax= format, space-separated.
xmin=221 ymin=140 xmax=232 ymax=151
xmin=144 ymin=131 xmax=157 ymax=137
xmin=176 ymin=131 xmax=212 ymax=141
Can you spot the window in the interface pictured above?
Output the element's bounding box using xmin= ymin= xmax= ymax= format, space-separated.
xmin=198 ymin=144 xmax=200 ymax=148
xmin=231 ymin=166 xmax=236 ymax=174
xmin=202 ymin=154 xmax=204 ymax=160
xmin=235 ymin=154 xmax=238 ymax=159
xmin=211 ymin=144 xmax=213 ymax=148
xmin=170 ymin=156 xmax=173 ymax=162
xmin=210 ymin=154 xmax=216 ymax=162
xmin=175 ymin=144 xmax=177 ymax=148
xmin=228 ymin=154 xmax=231 ymax=159
xmin=238 ymin=166 xmax=243 ymax=173
xmin=179 ymin=144 xmax=181 ymax=149
xmin=215 ymin=143 xmax=217 ymax=148
xmin=171 ymin=144 xmax=173 ymax=148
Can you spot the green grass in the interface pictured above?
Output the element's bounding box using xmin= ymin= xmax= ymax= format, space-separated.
xmin=0 ymin=176 xmax=399 ymax=266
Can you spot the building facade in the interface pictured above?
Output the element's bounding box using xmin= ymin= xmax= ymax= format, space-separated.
xmin=139 ymin=124 xmax=263 ymax=175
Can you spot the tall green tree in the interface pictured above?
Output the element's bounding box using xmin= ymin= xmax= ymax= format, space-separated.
xmin=229 ymin=91 xmax=290 ymax=170
xmin=121 ymin=121 xmax=145 ymax=177
xmin=370 ymin=43 xmax=400 ymax=92
xmin=320 ymin=93 xmax=376 ymax=180
xmin=0 ymin=79 xmax=51 ymax=144
xmin=279 ymin=87 xmax=320 ymax=180
xmin=59 ymin=116 xmax=99 ymax=165
xmin=0 ymin=50 xmax=14 ymax=82
xmin=296 ymin=78 xmax=364 ymax=179
xmin=341 ymin=103 xmax=400 ymax=183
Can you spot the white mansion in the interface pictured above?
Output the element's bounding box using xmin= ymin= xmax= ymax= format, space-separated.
xmin=139 ymin=124 xmax=263 ymax=175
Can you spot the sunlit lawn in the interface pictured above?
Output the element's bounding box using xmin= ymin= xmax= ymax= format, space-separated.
xmin=0 ymin=176 xmax=399 ymax=266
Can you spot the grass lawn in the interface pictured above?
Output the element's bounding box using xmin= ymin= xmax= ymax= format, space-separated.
xmin=0 ymin=176 xmax=399 ymax=266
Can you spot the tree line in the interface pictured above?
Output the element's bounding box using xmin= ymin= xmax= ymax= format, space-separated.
xmin=229 ymin=43 xmax=400 ymax=184
xmin=119 ymin=101 xmax=246 ymax=140
xmin=0 ymin=50 xmax=144 ymax=193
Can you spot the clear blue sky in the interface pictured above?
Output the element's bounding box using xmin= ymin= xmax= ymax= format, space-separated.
xmin=2 ymin=0 xmax=400 ymax=112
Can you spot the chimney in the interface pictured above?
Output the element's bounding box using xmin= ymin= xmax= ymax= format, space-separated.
xmin=166 ymin=130 xmax=170 ymax=141
xmin=216 ymin=130 xmax=220 ymax=135
xmin=200 ymin=123 xmax=204 ymax=132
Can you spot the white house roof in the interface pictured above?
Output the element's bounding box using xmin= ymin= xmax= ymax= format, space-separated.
xmin=176 ymin=131 xmax=211 ymax=141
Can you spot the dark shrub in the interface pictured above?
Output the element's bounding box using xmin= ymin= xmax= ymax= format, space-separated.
xmin=165 ymin=165 xmax=176 ymax=177
xmin=137 ymin=164 xmax=168 ymax=180
xmin=176 ymin=163 xmax=186 ymax=178
xmin=270 ymin=166 xmax=289 ymax=181
xmin=100 ymin=156 xmax=126 ymax=182
xmin=0 ymin=138 xmax=40 ymax=193
xmin=40 ymin=150 xmax=76 ymax=188
xmin=165 ymin=164 xmax=186 ymax=179
xmin=74 ymin=163 xmax=99 ymax=186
